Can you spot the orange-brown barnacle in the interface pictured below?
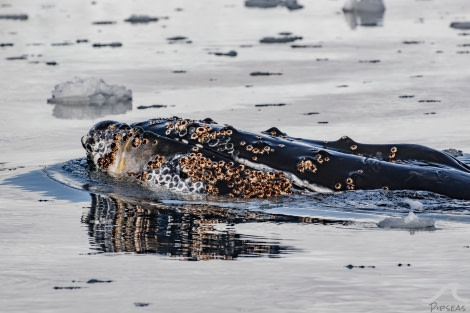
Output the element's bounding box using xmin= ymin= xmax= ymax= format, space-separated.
xmin=390 ymin=146 xmax=398 ymax=153
xmin=196 ymin=153 xmax=203 ymax=158
xmin=350 ymin=145 xmax=357 ymax=151
xmin=132 ymin=137 xmax=141 ymax=148
xmin=113 ymin=133 xmax=122 ymax=141
xmin=228 ymin=193 xmax=235 ymax=198
xmin=278 ymin=144 xmax=285 ymax=148
xmin=239 ymin=141 xmax=246 ymax=146
xmin=389 ymin=152 xmax=396 ymax=159
xmin=108 ymin=124 xmax=116 ymax=131
xmin=382 ymin=186 xmax=389 ymax=191
xmin=263 ymin=146 xmax=271 ymax=152
xmin=335 ymin=183 xmax=342 ymax=190
xmin=270 ymin=131 xmax=276 ymax=136
xmin=252 ymin=148 xmax=260 ymax=154
xmin=252 ymin=156 xmax=258 ymax=161
xmin=246 ymin=145 xmax=253 ymax=151
xmin=165 ymin=129 xmax=171 ymax=135
xmin=140 ymin=171 xmax=149 ymax=181
xmin=346 ymin=177 xmax=353 ymax=185
xmin=142 ymin=138 xmax=149 ymax=145
xmin=324 ymin=157 xmax=330 ymax=162
xmin=256 ymin=135 xmax=262 ymax=139
xmin=218 ymin=160 xmax=225 ymax=167
xmin=152 ymin=139 xmax=158 ymax=146
xmin=192 ymin=146 xmax=199 ymax=152
xmin=226 ymin=129 xmax=233 ymax=136
xmin=357 ymin=169 xmax=364 ymax=174
xmin=165 ymin=122 xmax=172 ymax=128
xmin=227 ymin=161 xmax=234 ymax=168
xmin=190 ymin=133 xmax=198 ymax=140
xmin=347 ymin=184 xmax=355 ymax=190
xmin=237 ymin=165 xmax=245 ymax=172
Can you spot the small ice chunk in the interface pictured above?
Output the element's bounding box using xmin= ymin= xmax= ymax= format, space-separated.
xmin=450 ymin=22 xmax=470 ymax=30
xmin=245 ymin=0 xmax=281 ymax=8
xmin=377 ymin=211 xmax=435 ymax=229
xmin=47 ymin=77 xmax=132 ymax=105
xmin=124 ymin=15 xmax=158 ymax=23
xmin=0 ymin=14 xmax=28 ymax=20
xmin=343 ymin=0 xmax=385 ymax=13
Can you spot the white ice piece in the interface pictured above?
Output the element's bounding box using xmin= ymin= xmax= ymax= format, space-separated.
xmin=377 ymin=211 xmax=435 ymax=229
xmin=48 ymin=77 xmax=132 ymax=105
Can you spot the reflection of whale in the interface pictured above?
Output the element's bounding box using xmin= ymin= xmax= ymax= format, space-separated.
xmin=83 ymin=194 xmax=345 ymax=260
xmin=342 ymin=0 xmax=385 ymax=29
xmin=82 ymin=117 xmax=470 ymax=200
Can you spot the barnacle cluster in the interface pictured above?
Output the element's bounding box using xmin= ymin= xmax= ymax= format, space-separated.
xmin=245 ymin=141 xmax=275 ymax=161
xmin=296 ymin=152 xmax=330 ymax=174
xmin=147 ymin=155 xmax=166 ymax=170
xmin=179 ymin=153 xmax=292 ymax=198
xmin=334 ymin=177 xmax=355 ymax=191
xmin=163 ymin=118 xmax=236 ymax=154
xmin=297 ymin=158 xmax=317 ymax=174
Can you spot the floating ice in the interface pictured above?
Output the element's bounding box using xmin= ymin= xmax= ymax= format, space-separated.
xmin=0 ymin=14 xmax=28 ymax=20
xmin=342 ymin=0 xmax=385 ymax=13
xmin=124 ymin=15 xmax=158 ymax=23
xmin=244 ymin=0 xmax=303 ymax=10
xmin=450 ymin=22 xmax=470 ymax=30
xmin=47 ymin=77 xmax=132 ymax=105
xmin=377 ymin=211 xmax=435 ymax=229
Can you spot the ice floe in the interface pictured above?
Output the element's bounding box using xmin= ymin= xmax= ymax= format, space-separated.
xmin=47 ymin=77 xmax=132 ymax=105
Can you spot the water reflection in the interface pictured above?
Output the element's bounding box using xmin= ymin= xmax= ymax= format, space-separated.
xmin=83 ymin=194 xmax=349 ymax=260
xmin=342 ymin=0 xmax=385 ymax=29
xmin=48 ymin=100 xmax=132 ymax=119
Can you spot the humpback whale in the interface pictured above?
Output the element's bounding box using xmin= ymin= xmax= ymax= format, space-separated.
xmin=82 ymin=117 xmax=470 ymax=200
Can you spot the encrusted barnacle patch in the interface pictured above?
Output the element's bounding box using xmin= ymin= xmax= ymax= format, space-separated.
xmin=297 ymin=158 xmax=317 ymax=174
xmin=179 ymin=153 xmax=292 ymax=198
